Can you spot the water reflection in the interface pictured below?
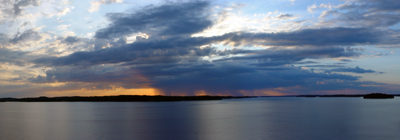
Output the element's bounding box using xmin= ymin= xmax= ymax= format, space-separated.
xmin=0 ymin=98 xmax=400 ymax=140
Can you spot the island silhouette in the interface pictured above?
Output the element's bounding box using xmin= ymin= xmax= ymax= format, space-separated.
xmin=363 ymin=93 xmax=394 ymax=99
xmin=296 ymin=93 xmax=396 ymax=99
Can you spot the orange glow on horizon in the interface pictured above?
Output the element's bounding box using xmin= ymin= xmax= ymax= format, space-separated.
xmin=194 ymin=90 xmax=209 ymax=96
xmin=39 ymin=87 xmax=371 ymax=97
xmin=43 ymin=87 xmax=162 ymax=97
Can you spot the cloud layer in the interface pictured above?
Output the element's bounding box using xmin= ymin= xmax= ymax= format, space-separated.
xmin=1 ymin=0 xmax=400 ymax=96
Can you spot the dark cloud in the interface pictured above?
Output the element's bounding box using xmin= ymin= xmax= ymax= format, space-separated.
xmin=0 ymin=33 xmax=9 ymax=42
xmin=0 ymin=0 xmax=40 ymax=26
xmin=305 ymin=65 xmax=345 ymax=68
xmin=219 ymin=27 xmax=382 ymax=47
xmin=275 ymin=13 xmax=295 ymax=20
xmin=95 ymin=0 xmax=213 ymax=39
xmin=294 ymin=61 xmax=318 ymax=64
xmin=62 ymin=36 xmax=81 ymax=45
xmin=0 ymin=48 xmax=28 ymax=66
xmin=29 ymin=65 xmax=143 ymax=86
xmin=9 ymin=28 xmax=41 ymax=44
xmin=326 ymin=66 xmax=382 ymax=74
xmin=344 ymin=0 xmax=400 ymax=12
xmin=216 ymin=47 xmax=361 ymax=67
xmin=33 ymin=30 xmax=367 ymax=68
xmin=30 ymin=61 xmax=373 ymax=95
xmin=28 ymin=1 xmax=398 ymax=95
xmin=339 ymin=59 xmax=352 ymax=62
xmin=33 ymin=36 xmax=218 ymax=67
xmin=13 ymin=0 xmax=41 ymax=17
xmin=20 ymin=21 xmax=30 ymax=28
xmin=320 ymin=0 xmax=400 ymax=28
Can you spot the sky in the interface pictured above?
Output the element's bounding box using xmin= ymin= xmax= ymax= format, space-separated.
xmin=1 ymin=0 xmax=400 ymax=97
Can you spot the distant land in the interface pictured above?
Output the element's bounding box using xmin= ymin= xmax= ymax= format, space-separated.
xmin=296 ymin=94 xmax=365 ymax=97
xmin=363 ymin=93 xmax=394 ymax=99
xmin=296 ymin=93 xmax=397 ymax=99
xmin=0 ymin=93 xmax=397 ymax=102
xmin=0 ymin=95 xmax=253 ymax=102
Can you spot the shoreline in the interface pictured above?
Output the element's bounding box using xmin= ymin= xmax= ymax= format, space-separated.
xmin=0 ymin=95 xmax=254 ymax=102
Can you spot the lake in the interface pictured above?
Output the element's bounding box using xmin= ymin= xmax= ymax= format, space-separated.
xmin=1 ymin=97 xmax=399 ymax=140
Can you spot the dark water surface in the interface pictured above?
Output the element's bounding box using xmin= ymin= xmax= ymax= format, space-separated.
xmin=1 ymin=97 xmax=400 ymax=140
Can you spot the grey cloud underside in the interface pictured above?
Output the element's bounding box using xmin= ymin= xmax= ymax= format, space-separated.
xmin=137 ymin=64 xmax=362 ymax=92
xmin=33 ymin=36 xmax=218 ymax=66
xmin=321 ymin=0 xmax=400 ymax=28
xmin=28 ymin=66 xmax=145 ymax=89
xmin=29 ymin=0 xmax=393 ymax=95
xmin=29 ymin=40 xmax=373 ymax=95
xmin=9 ymin=28 xmax=41 ymax=44
xmin=0 ymin=32 xmax=39 ymax=66
xmin=62 ymin=36 xmax=81 ymax=45
xmin=30 ymin=61 xmax=370 ymax=95
xmin=326 ymin=66 xmax=381 ymax=74
xmin=34 ymin=27 xmax=379 ymax=67
xmin=346 ymin=0 xmax=400 ymax=12
xmin=95 ymin=0 xmax=213 ymax=39
xmin=219 ymin=27 xmax=382 ymax=46
xmin=275 ymin=14 xmax=295 ymax=20
xmin=0 ymin=48 xmax=27 ymax=66
xmin=305 ymin=64 xmax=345 ymax=68
xmin=216 ymin=47 xmax=360 ymax=65
xmin=15 ymin=0 xmax=40 ymax=7
xmin=0 ymin=0 xmax=41 ymax=17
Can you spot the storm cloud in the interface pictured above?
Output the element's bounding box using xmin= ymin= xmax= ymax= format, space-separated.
xmin=13 ymin=0 xmax=41 ymax=17
xmin=319 ymin=0 xmax=400 ymax=28
xmin=33 ymin=27 xmax=375 ymax=67
xmin=95 ymin=0 xmax=213 ymax=39
xmin=219 ymin=27 xmax=383 ymax=47
xmin=27 ymin=0 xmax=398 ymax=95
xmin=0 ymin=48 xmax=28 ymax=66
xmin=9 ymin=28 xmax=42 ymax=44
xmin=326 ymin=66 xmax=382 ymax=74
xmin=0 ymin=0 xmax=41 ymax=19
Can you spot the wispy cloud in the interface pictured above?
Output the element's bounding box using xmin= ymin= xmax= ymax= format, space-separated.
xmin=88 ymin=0 xmax=123 ymax=12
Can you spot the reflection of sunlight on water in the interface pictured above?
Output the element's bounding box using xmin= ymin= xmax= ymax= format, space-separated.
xmin=1 ymin=98 xmax=400 ymax=140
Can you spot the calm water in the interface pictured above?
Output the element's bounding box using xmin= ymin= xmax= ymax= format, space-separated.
xmin=1 ymin=97 xmax=400 ymax=140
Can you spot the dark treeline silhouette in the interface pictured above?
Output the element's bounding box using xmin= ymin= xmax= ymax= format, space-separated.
xmin=296 ymin=94 xmax=364 ymax=97
xmin=0 ymin=95 xmax=253 ymax=102
xmin=363 ymin=93 xmax=394 ymax=99
xmin=296 ymin=93 xmax=396 ymax=99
